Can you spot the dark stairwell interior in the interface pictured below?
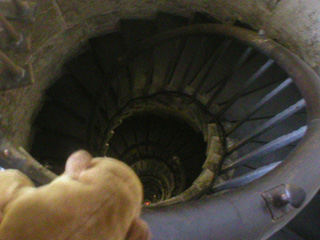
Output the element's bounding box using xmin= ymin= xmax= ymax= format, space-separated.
xmin=25 ymin=12 xmax=319 ymax=239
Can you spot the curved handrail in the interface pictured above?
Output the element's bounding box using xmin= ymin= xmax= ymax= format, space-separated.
xmin=1 ymin=23 xmax=319 ymax=240
xmin=138 ymin=24 xmax=320 ymax=240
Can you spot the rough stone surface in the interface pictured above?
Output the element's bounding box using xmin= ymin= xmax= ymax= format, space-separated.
xmin=1 ymin=0 xmax=320 ymax=149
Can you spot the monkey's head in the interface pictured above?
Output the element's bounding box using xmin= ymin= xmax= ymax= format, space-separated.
xmin=64 ymin=150 xmax=144 ymax=209
xmin=64 ymin=150 xmax=151 ymax=240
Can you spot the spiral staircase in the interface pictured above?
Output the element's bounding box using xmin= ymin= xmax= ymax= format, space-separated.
xmin=0 ymin=2 xmax=320 ymax=240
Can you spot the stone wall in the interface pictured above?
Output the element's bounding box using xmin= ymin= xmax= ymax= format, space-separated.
xmin=1 ymin=0 xmax=320 ymax=148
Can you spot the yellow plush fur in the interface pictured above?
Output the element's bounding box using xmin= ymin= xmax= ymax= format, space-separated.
xmin=0 ymin=150 xmax=150 ymax=240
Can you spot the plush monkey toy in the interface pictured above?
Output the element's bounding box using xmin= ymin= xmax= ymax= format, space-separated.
xmin=0 ymin=150 xmax=151 ymax=240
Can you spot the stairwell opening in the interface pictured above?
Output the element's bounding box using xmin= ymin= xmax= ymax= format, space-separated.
xmin=106 ymin=112 xmax=206 ymax=204
xmin=29 ymin=13 xmax=308 ymax=209
xmin=31 ymin=13 xmax=306 ymax=206
xmin=1 ymin=3 xmax=319 ymax=239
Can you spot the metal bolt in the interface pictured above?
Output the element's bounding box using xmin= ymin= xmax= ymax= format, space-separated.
xmin=272 ymin=184 xmax=306 ymax=209
xmin=258 ymin=29 xmax=266 ymax=37
xmin=274 ymin=193 xmax=290 ymax=207
xmin=3 ymin=149 xmax=10 ymax=157
xmin=280 ymin=193 xmax=289 ymax=203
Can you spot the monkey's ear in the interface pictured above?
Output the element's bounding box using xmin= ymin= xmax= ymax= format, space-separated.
xmin=64 ymin=150 xmax=92 ymax=179
xmin=126 ymin=218 xmax=152 ymax=240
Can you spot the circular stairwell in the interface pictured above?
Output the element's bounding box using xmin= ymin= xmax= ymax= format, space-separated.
xmin=2 ymin=10 xmax=320 ymax=240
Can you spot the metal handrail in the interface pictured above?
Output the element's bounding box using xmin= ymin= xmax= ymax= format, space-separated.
xmin=138 ymin=24 xmax=320 ymax=240
xmin=0 ymin=23 xmax=319 ymax=240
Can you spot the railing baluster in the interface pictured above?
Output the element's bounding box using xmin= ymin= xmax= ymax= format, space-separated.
xmin=222 ymin=126 xmax=307 ymax=173
xmin=205 ymin=47 xmax=253 ymax=106
xmin=231 ymin=47 xmax=254 ymax=77
xmin=142 ymin=52 xmax=155 ymax=96
xmin=153 ymin=120 xmax=166 ymax=156
xmin=226 ymin=78 xmax=293 ymax=136
xmin=205 ymin=76 xmax=229 ymax=105
xmin=228 ymin=99 xmax=306 ymax=154
xmin=161 ymin=129 xmax=182 ymax=160
xmin=212 ymin=161 xmax=282 ymax=193
xmin=192 ymin=40 xmax=232 ymax=96
xmin=177 ymin=37 xmax=206 ymax=91
xmin=230 ymin=111 xmax=306 ymax=123
xmin=218 ymin=79 xmax=281 ymax=105
xmin=217 ymin=59 xmax=274 ymax=117
xmin=145 ymin=119 xmax=151 ymax=153
xmin=163 ymin=38 xmax=188 ymax=87
xmin=183 ymin=40 xmax=231 ymax=91
xmin=236 ymin=80 xmax=281 ymax=100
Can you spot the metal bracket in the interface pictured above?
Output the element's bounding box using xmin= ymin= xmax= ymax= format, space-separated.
xmin=0 ymin=12 xmax=31 ymax=51
xmin=0 ymin=61 xmax=34 ymax=90
xmin=0 ymin=0 xmax=37 ymax=22
xmin=0 ymin=128 xmax=57 ymax=185
xmin=261 ymin=184 xmax=306 ymax=220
